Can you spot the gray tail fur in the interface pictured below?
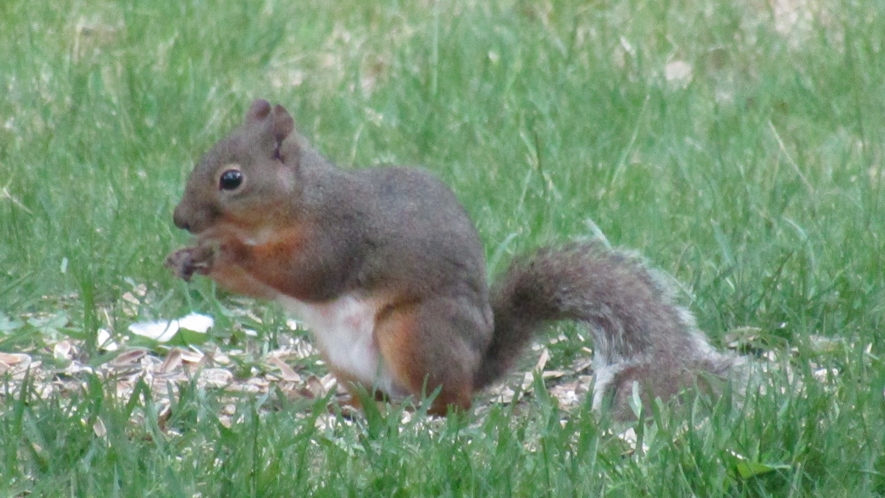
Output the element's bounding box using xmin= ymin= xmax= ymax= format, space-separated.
xmin=474 ymin=242 xmax=741 ymax=417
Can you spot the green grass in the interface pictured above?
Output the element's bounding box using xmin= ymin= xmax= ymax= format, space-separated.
xmin=2 ymin=0 xmax=885 ymax=495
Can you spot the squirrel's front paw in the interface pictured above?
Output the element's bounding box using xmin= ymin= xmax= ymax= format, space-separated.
xmin=165 ymin=245 xmax=215 ymax=282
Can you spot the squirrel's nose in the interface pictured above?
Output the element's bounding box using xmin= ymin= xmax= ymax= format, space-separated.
xmin=172 ymin=207 xmax=191 ymax=232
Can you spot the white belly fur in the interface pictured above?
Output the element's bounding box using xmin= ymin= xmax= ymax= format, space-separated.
xmin=276 ymin=294 xmax=401 ymax=396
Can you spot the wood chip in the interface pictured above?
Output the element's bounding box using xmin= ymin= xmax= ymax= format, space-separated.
xmin=0 ymin=352 xmax=31 ymax=372
xmin=200 ymin=368 xmax=233 ymax=388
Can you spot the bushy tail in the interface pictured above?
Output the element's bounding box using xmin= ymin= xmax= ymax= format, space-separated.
xmin=473 ymin=241 xmax=729 ymax=391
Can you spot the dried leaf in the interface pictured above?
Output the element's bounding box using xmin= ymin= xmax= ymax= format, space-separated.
xmin=0 ymin=352 xmax=31 ymax=367
xmin=129 ymin=319 xmax=179 ymax=342
xmin=97 ymin=328 xmax=119 ymax=351
xmin=267 ymin=356 xmax=302 ymax=382
xmin=109 ymin=349 xmax=149 ymax=367
xmin=128 ymin=313 xmax=213 ymax=342
xmin=177 ymin=313 xmax=214 ymax=333
xmin=160 ymin=349 xmax=183 ymax=373
xmin=93 ymin=417 xmax=107 ymax=437
xmin=303 ymin=375 xmax=328 ymax=398
xmin=53 ymin=340 xmax=73 ymax=360
xmin=178 ymin=348 xmax=205 ymax=364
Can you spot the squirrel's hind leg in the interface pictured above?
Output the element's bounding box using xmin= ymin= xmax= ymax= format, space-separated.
xmin=373 ymin=296 xmax=489 ymax=416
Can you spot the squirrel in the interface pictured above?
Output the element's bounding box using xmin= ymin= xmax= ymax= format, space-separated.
xmin=165 ymin=99 xmax=744 ymax=419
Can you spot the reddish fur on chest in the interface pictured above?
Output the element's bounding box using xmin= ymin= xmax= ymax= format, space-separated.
xmin=201 ymin=222 xmax=316 ymax=300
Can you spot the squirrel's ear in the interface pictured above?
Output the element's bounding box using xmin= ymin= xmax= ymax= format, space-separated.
xmin=246 ymin=99 xmax=273 ymax=122
xmin=272 ymin=104 xmax=295 ymax=144
xmin=271 ymin=104 xmax=296 ymax=160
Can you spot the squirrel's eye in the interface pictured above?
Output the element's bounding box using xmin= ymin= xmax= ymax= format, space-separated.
xmin=219 ymin=169 xmax=243 ymax=191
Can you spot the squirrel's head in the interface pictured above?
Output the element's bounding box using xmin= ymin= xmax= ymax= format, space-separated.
xmin=172 ymin=99 xmax=298 ymax=235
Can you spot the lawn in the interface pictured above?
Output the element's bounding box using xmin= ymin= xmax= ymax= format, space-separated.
xmin=1 ymin=0 xmax=884 ymax=495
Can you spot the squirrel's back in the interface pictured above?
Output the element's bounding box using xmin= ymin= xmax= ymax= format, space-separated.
xmin=327 ymin=165 xmax=492 ymax=325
